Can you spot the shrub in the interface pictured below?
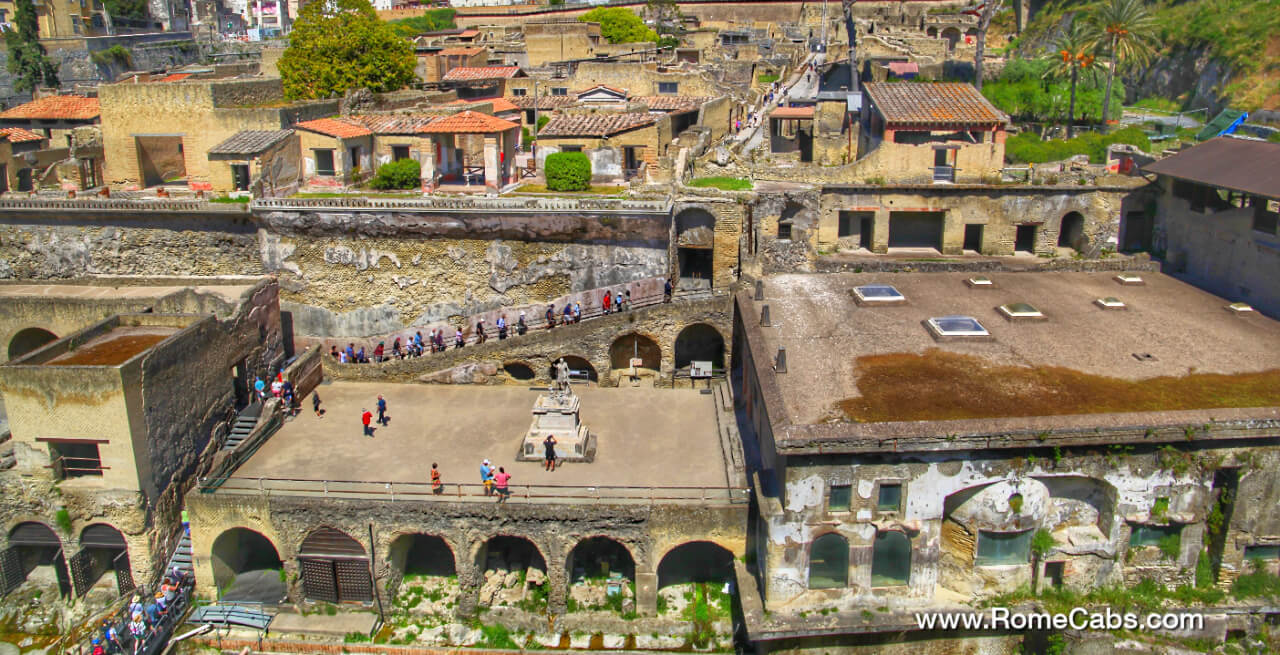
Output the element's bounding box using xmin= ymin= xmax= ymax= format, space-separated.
xmin=544 ymin=152 xmax=591 ymax=191
xmin=54 ymin=508 xmax=72 ymax=535
xmin=688 ymin=176 xmax=752 ymax=191
xmin=369 ymin=158 xmax=421 ymax=190
xmin=1005 ymin=126 xmax=1152 ymax=165
xmin=90 ymin=45 xmax=132 ymax=68
xmin=1157 ymin=532 xmax=1182 ymax=560
xmin=536 ymin=115 xmax=550 ymax=133
xmin=1031 ymin=529 xmax=1056 ymax=559
xmin=757 ymin=73 xmax=779 ymax=84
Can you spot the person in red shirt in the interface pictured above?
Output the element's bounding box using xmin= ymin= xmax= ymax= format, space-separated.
xmin=362 ymin=408 xmax=373 ymax=437
xmin=493 ymin=467 xmax=511 ymax=503
xmin=602 ymin=290 xmax=612 ymax=315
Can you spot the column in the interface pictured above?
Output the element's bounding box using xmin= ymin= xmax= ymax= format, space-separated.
xmin=420 ymin=142 xmax=437 ymax=194
xmin=483 ymin=135 xmax=499 ymax=194
xmin=636 ymin=571 xmax=658 ymax=617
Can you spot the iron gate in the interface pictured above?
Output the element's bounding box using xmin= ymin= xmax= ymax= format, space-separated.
xmin=299 ymin=557 xmax=371 ymax=604
xmin=300 ymin=557 xmax=338 ymax=603
xmin=113 ymin=549 xmax=134 ymax=596
xmin=334 ymin=559 xmax=372 ymax=602
xmin=0 ymin=546 xmax=21 ymax=595
xmin=54 ymin=548 xmax=72 ymax=598
xmin=68 ymin=548 xmax=92 ymax=597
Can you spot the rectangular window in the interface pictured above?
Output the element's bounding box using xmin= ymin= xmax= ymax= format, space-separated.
xmin=1129 ymin=524 xmax=1181 ymax=547
xmin=511 ymin=88 xmax=527 ymax=96
xmin=48 ymin=441 xmax=103 ymax=479
xmin=876 ymin=483 xmax=902 ymax=512
xmin=560 ymin=145 xmax=583 ymax=153
xmin=976 ymin=530 xmax=1032 ymax=566
xmin=314 ymin=149 xmax=335 ymax=176
xmin=550 ymin=87 xmax=568 ymax=96
xmin=1244 ymin=545 xmax=1280 ymax=560
xmin=827 ymin=484 xmax=851 ymax=512
xmin=392 ymin=145 xmax=411 ymax=161
xmin=777 ymin=222 xmax=792 ymax=241
xmin=658 ymin=82 xmax=679 ymax=95
xmin=231 ymin=164 xmax=250 ymax=191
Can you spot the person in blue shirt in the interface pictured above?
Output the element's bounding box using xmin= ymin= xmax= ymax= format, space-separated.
xmin=480 ymin=459 xmax=493 ymax=496
xmin=376 ymin=394 xmax=388 ymax=426
xmin=496 ymin=315 xmax=508 ymax=340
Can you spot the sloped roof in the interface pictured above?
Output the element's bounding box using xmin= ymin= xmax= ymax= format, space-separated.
xmin=438 ymin=47 xmax=485 ymax=57
xmin=863 ymin=82 xmax=1005 ymax=126
xmin=577 ymin=84 xmax=629 ymax=98
xmin=539 ymin=112 xmax=656 ymax=138
xmin=354 ymin=115 xmax=439 ymax=134
xmin=156 ymin=72 xmax=193 ymax=83
xmin=442 ymin=66 xmax=524 ymax=82
xmin=1142 ymin=137 xmax=1280 ymax=200
xmin=418 ymin=110 xmax=518 ymax=134
xmin=0 ymin=127 xmax=45 ymax=143
xmin=887 ymin=62 xmax=920 ymax=76
xmin=771 ymin=106 xmax=814 ymax=119
xmin=0 ymin=94 xmax=100 ymax=121
xmin=208 ymin=130 xmax=294 ymax=156
xmin=450 ymin=97 xmax=520 ymax=113
xmin=507 ymin=95 xmax=577 ymax=110
xmin=294 ymin=117 xmax=373 ymax=139
xmin=633 ymin=95 xmax=706 ymax=113
xmin=1196 ymin=109 xmax=1247 ymax=141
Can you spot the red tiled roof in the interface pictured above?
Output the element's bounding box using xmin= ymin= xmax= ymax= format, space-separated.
xmin=863 ymin=82 xmax=1005 ymax=126
xmin=156 ymin=72 xmax=193 ymax=82
xmin=539 ymin=112 xmax=656 ymax=138
xmin=450 ymin=97 xmax=520 ymax=113
xmin=418 ymin=110 xmax=518 ymax=134
xmin=507 ymin=95 xmax=577 ymax=110
xmin=442 ymin=66 xmax=523 ymax=81
xmin=576 ymin=84 xmax=628 ymax=97
xmin=771 ymin=106 xmax=814 ymax=119
xmin=0 ymin=127 xmax=45 ymax=143
xmin=353 ymin=115 xmax=439 ymax=134
xmin=887 ymin=62 xmax=919 ymax=76
xmin=438 ymin=47 xmax=485 ymax=56
xmin=634 ymin=95 xmax=707 ymax=112
xmin=0 ymin=94 xmax=100 ymax=121
xmin=457 ymin=29 xmax=480 ymax=38
xmin=294 ymin=117 xmax=373 ymax=138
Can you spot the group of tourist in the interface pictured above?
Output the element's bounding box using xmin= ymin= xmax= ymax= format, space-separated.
xmin=478 ymin=458 xmax=514 ymax=504
xmin=253 ymin=372 xmax=297 ymax=414
xmin=89 ymin=567 xmax=190 ymax=655
xmin=327 ymin=279 xmax=675 ymax=365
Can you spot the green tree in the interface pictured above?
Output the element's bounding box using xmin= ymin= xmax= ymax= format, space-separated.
xmin=1090 ymin=0 xmax=1156 ymax=127
xmin=102 ymin=0 xmax=148 ymax=19
xmin=544 ymin=152 xmax=591 ymax=191
xmin=5 ymin=0 xmax=59 ymax=94
xmin=278 ymin=0 xmax=417 ymax=101
xmin=579 ymin=8 xmax=658 ymax=44
xmin=1030 ymin=529 xmax=1056 ymax=590
xmin=386 ymin=8 xmax=456 ymax=39
xmin=1043 ymin=19 xmax=1098 ymax=138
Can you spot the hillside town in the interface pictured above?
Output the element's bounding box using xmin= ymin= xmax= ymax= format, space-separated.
xmin=0 ymin=1 xmax=1278 ymax=655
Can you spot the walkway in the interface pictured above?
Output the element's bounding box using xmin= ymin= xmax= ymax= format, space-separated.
xmin=738 ymin=54 xmax=818 ymax=155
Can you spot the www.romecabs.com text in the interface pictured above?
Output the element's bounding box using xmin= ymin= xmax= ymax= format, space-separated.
xmin=915 ymin=607 xmax=1205 ymax=632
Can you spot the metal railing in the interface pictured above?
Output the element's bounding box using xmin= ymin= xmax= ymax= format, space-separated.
xmin=252 ymin=195 xmax=671 ymax=213
xmin=47 ymin=455 xmax=107 ymax=478
xmin=199 ymin=477 xmax=749 ymax=505
xmin=932 ymin=165 xmax=956 ymax=183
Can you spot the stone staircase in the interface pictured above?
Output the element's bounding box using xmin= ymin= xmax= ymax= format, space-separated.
xmin=167 ymin=532 xmax=194 ymax=582
xmin=222 ymin=407 xmax=260 ymax=451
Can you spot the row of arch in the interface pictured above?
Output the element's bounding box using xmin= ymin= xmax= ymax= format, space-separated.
xmin=809 ymin=531 xmax=912 ymax=590
xmin=497 ymin=323 xmax=726 ymax=385
xmin=211 ymin=526 xmax=734 ymax=607
xmin=2 ymin=521 xmax=132 ymax=598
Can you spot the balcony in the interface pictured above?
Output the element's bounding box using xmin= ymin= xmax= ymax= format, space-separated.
xmin=932 ymin=165 xmax=956 ymax=184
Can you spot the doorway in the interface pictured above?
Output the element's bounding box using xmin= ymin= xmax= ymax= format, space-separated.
xmin=623 ymin=146 xmax=640 ymax=177
xmin=860 ymin=216 xmax=873 ymax=249
xmin=1044 ymin=561 xmax=1064 ymax=589
xmin=963 ymin=224 xmax=984 ymax=252
xmin=1015 ymin=224 xmax=1037 ymax=253
xmin=888 ymin=211 xmax=945 ymax=250
xmin=231 ymin=360 xmax=249 ymax=410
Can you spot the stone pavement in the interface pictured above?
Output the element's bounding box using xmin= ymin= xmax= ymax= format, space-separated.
xmin=269 ymin=610 xmax=378 ymax=637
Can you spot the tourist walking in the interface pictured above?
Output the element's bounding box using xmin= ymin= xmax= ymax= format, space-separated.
xmin=664 ymin=278 xmax=673 ymax=302
xmin=312 ymin=391 xmax=323 ymax=417
xmin=475 ymin=318 xmax=487 ymax=344
xmin=543 ymin=434 xmax=558 ymax=472
xmin=253 ymin=377 xmax=266 ymax=403
xmin=431 ymin=462 xmax=442 ymax=494
xmin=493 ymin=466 xmax=511 ymax=503
xmin=517 ymin=311 xmax=528 ymax=336
xmin=361 ymin=408 xmax=373 ymax=437
xmin=603 ymin=290 xmax=612 ymax=314
xmin=573 ymin=302 xmax=582 ymax=322
xmin=376 ymin=394 xmax=388 ymax=426
xmin=373 ymin=342 xmax=384 ymax=362
xmin=545 ymin=304 xmax=556 ymax=329
xmin=497 ymin=314 xmax=508 ymax=340
xmin=455 ymin=328 xmax=465 ymax=349
xmin=480 ymin=459 xmax=494 ymax=496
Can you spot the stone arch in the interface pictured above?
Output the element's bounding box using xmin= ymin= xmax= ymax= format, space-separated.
xmin=609 ymin=332 xmax=661 ymax=371
xmin=808 ymin=532 xmax=849 ymax=589
xmin=964 ymin=27 xmax=978 ymax=39
xmin=566 ymin=536 xmax=636 ymax=584
xmin=474 ymin=535 xmax=548 ymax=610
xmin=550 ymin=355 xmax=598 ymax=383
xmin=8 ymin=327 xmax=57 ymax=360
xmin=297 ymin=526 xmax=371 ymax=603
xmin=211 ymin=527 xmax=285 ymax=603
xmin=76 ymin=523 xmax=132 ymax=596
xmin=1057 ymin=211 xmax=1086 ymax=251
xmin=674 ymin=323 xmax=725 ymax=370
xmin=676 ymin=207 xmax=716 ymax=287
xmin=870 ymin=530 xmax=911 ymax=587
xmin=503 ymin=361 xmax=536 ymax=381
xmin=6 ymin=521 xmax=70 ymax=597
xmin=656 ymin=541 xmax=734 ymax=589
xmin=1035 ymin=475 xmax=1118 ymax=539
xmin=389 ymin=533 xmax=456 ymax=578
xmin=926 ymin=26 xmax=938 ymax=37
xmin=941 ymin=27 xmax=961 ymax=52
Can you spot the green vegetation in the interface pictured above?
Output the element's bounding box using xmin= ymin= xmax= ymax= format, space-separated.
xmin=1043 ymin=20 xmax=1098 ymax=137
xmin=544 ymin=151 xmax=592 ymax=192
xmin=210 ymin=195 xmax=251 ymax=203
xmin=90 ymin=45 xmax=134 ymax=69
xmin=989 ymin=577 xmax=1226 ymax=615
xmin=537 ymin=115 xmax=550 ymax=133
xmin=982 ymin=57 xmax=1123 ymax=124
xmin=688 ymin=176 xmax=753 ymax=191
xmin=387 ymin=8 xmax=457 ymax=38
xmin=1231 ymin=563 xmax=1280 ymax=600
xmin=1130 ymin=96 xmax=1183 ymax=113
xmin=1269 ymin=132 xmax=1280 ymax=143
xmin=369 ymin=158 xmax=422 ymax=190
xmin=279 ymin=0 xmax=416 ymax=101
xmin=1196 ymin=551 xmax=1215 ymax=588
xmin=579 ymin=7 xmax=658 ymax=44
xmin=54 ymin=508 xmax=72 ymax=535
xmin=757 ymin=73 xmax=779 ymax=84
xmin=477 ymin=623 xmax=519 ymax=649
xmin=343 ymin=631 xmax=371 ymax=643
xmin=1031 ymin=529 xmax=1056 ymax=559
xmin=1151 ymin=497 xmax=1169 ymax=521
xmin=5 ymin=0 xmax=58 ymax=93
xmin=1004 ymin=126 xmax=1151 ymax=164
xmin=102 ymin=0 xmax=147 ymax=18
xmin=1091 ymin=0 xmax=1158 ymax=125
xmin=1157 ymin=532 xmax=1182 ymax=560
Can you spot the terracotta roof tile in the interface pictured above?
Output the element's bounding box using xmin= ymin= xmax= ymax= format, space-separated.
xmin=208 ymin=130 xmax=294 ymax=156
xmin=457 ymin=29 xmax=480 ymax=38
xmin=156 ymin=73 xmax=193 ymax=83
xmin=353 ymin=114 xmax=439 ymax=134
xmin=438 ymin=47 xmax=485 ymax=57
xmin=539 ymin=112 xmax=656 ymax=138
xmin=864 ymin=82 xmax=1005 ymax=126
xmin=576 ymin=84 xmax=629 ymax=97
xmin=442 ymin=66 xmax=523 ymax=81
xmin=417 ymin=110 xmax=518 ymax=134
xmin=633 ymin=95 xmax=706 ymax=112
xmin=0 ymin=127 xmax=45 ymax=143
xmin=294 ymin=117 xmax=373 ymax=138
xmin=0 ymin=95 xmax=100 ymax=121
xmin=450 ymin=97 xmax=520 ymax=113
xmin=771 ymin=106 xmax=814 ymax=119
xmin=507 ymin=95 xmax=577 ymax=110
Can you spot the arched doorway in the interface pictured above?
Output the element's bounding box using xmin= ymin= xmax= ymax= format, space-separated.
xmin=676 ymin=208 xmax=716 ymax=287
xmin=941 ymin=27 xmax=961 ymax=52
xmin=211 ymin=528 xmax=285 ymax=603
xmin=567 ymin=537 xmax=636 ymax=613
xmin=503 ymin=361 xmax=536 ymax=381
xmin=808 ymin=533 xmax=848 ymax=589
xmin=389 ymin=534 xmax=456 ymax=612
xmin=1058 ymin=212 xmax=1085 ymax=251
xmin=655 ymin=541 xmax=734 ymax=619
xmin=8 ymin=327 xmax=57 ymax=360
xmin=926 ymin=26 xmax=938 ymax=37
xmin=674 ymin=324 xmax=725 ymax=370
xmin=3 ymin=522 xmax=72 ymax=598
xmin=72 ymin=524 xmax=133 ymax=597
xmin=609 ymin=333 xmax=661 ymax=371
xmin=475 ymin=536 xmax=547 ymax=610
xmin=549 ymin=356 xmax=597 ymax=383
xmin=870 ymin=531 xmax=911 ymax=587
xmin=298 ymin=527 xmax=371 ymax=603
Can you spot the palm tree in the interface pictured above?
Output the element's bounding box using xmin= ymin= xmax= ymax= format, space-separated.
xmin=1090 ymin=0 xmax=1156 ymax=128
xmin=1043 ymin=19 xmax=1097 ymax=138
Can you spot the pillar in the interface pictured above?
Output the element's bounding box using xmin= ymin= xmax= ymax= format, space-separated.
xmin=420 ymin=145 xmax=437 ymax=194
xmin=483 ymin=135 xmax=499 ymax=194
xmin=636 ymin=571 xmax=658 ymax=617
xmin=872 ymin=208 xmax=891 ymax=254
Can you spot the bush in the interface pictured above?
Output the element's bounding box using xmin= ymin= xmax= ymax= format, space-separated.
xmin=757 ymin=73 xmax=779 ymax=84
xmin=544 ymin=152 xmax=591 ymax=191
xmin=688 ymin=176 xmax=752 ymax=191
xmin=981 ymin=57 xmax=1124 ymax=124
xmin=369 ymin=158 xmax=421 ymax=190
xmin=536 ymin=115 xmax=550 ymax=133
xmin=1005 ymin=126 xmax=1152 ymax=165
xmin=90 ymin=45 xmax=132 ymax=68
xmin=578 ymin=7 xmax=657 ymax=44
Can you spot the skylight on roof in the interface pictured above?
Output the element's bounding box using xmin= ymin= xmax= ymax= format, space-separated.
xmin=1227 ymin=302 xmax=1254 ymax=313
xmin=1095 ymin=297 xmax=1127 ymax=310
xmin=851 ymin=284 xmax=906 ymax=305
xmin=925 ymin=315 xmax=992 ymax=341
xmin=998 ymin=302 xmax=1046 ymax=322
xmin=965 ymin=276 xmax=995 ymax=288
xmin=1114 ymin=274 xmax=1145 ymax=286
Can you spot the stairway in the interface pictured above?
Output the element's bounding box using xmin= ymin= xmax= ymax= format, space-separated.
xmin=222 ymin=411 xmax=258 ymax=451
xmin=167 ymin=532 xmax=194 ymax=582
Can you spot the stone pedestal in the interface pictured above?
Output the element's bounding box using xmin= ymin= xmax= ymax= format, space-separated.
xmin=517 ymin=394 xmax=594 ymax=463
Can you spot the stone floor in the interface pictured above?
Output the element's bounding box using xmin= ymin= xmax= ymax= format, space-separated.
xmin=234 ymin=383 xmax=727 ymax=491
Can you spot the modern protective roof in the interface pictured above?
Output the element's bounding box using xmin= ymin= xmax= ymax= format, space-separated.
xmin=294 ymin=117 xmax=373 ymax=139
xmin=0 ymin=94 xmax=100 ymax=121
xmin=539 ymin=112 xmax=656 ymax=137
xmin=863 ymin=82 xmax=1005 ymax=126
xmin=1142 ymin=137 xmax=1280 ymax=199
xmin=207 ymin=130 xmax=294 ymax=156
xmin=441 ymin=66 xmax=524 ymax=82
xmin=417 ymin=110 xmax=518 ymax=134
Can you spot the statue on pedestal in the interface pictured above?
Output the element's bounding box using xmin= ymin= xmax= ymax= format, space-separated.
xmin=552 ymin=357 xmax=574 ymax=401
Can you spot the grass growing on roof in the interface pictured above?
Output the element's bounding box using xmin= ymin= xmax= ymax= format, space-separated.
xmin=688 ymin=176 xmax=753 ymax=191
xmin=839 ymin=349 xmax=1280 ymax=422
